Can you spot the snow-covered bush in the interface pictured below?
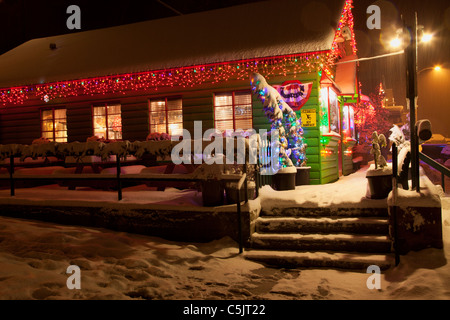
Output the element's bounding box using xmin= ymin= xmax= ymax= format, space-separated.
xmin=0 ymin=144 xmax=23 ymax=161
xmin=146 ymin=132 xmax=171 ymax=141
xmin=389 ymin=125 xmax=410 ymax=152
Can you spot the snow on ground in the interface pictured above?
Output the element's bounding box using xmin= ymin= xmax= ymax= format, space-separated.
xmin=0 ymin=193 xmax=449 ymax=300
xmin=0 ymin=166 xmax=448 ymax=300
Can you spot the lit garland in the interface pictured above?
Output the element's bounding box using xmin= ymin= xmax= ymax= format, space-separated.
xmin=0 ymin=52 xmax=329 ymax=107
xmin=328 ymin=0 xmax=357 ymax=66
xmin=251 ymin=73 xmax=307 ymax=168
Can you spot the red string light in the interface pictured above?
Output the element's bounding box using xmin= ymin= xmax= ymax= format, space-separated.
xmin=328 ymin=0 xmax=357 ymax=66
xmin=0 ymin=51 xmax=329 ymax=107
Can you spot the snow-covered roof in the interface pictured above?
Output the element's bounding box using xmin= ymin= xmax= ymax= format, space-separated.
xmin=0 ymin=0 xmax=346 ymax=88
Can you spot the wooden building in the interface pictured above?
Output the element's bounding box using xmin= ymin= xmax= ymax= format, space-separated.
xmin=0 ymin=0 xmax=360 ymax=185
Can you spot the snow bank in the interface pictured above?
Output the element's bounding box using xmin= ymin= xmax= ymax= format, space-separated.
xmin=0 ymin=195 xmax=448 ymax=300
xmin=259 ymin=167 xmax=388 ymax=210
xmin=388 ymin=174 xmax=442 ymax=208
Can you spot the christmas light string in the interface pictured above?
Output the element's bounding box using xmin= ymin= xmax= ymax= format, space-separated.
xmin=328 ymin=0 xmax=357 ymax=67
xmin=0 ymin=51 xmax=329 ymax=107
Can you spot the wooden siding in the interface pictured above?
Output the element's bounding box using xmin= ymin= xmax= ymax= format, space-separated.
xmin=0 ymin=66 xmax=343 ymax=185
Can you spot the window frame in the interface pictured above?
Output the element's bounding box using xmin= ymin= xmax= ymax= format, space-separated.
xmin=213 ymin=90 xmax=253 ymax=132
xmin=91 ymin=102 xmax=122 ymax=141
xmin=40 ymin=107 xmax=68 ymax=142
xmin=148 ymin=96 xmax=183 ymax=136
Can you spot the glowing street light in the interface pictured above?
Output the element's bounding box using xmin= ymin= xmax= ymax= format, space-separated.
xmin=421 ymin=33 xmax=433 ymax=43
xmin=390 ymin=37 xmax=402 ymax=48
xmin=418 ymin=65 xmax=442 ymax=75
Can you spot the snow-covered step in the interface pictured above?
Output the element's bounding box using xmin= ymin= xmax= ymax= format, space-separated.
xmin=244 ymin=249 xmax=394 ymax=270
xmin=261 ymin=207 xmax=389 ymax=218
xmin=250 ymin=233 xmax=392 ymax=253
xmin=256 ymin=216 xmax=389 ymax=235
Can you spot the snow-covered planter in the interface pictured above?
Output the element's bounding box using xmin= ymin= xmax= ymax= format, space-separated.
xmin=272 ymin=165 xmax=297 ymax=191
xmin=295 ymin=166 xmax=311 ymax=186
xmin=192 ymin=163 xmax=225 ymax=206
xmin=225 ymin=180 xmax=255 ymax=204
xmin=366 ymin=163 xmax=393 ymax=199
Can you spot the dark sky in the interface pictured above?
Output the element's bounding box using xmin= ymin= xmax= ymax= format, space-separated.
xmin=1 ymin=0 xmax=449 ymax=135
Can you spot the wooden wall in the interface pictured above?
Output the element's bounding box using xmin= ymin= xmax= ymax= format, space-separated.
xmin=0 ymin=67 xmax=344 ymax=185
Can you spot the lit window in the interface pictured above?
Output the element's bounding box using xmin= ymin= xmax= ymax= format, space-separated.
xmin=319 ymin=87 xmax=340 ymax=134
xmin=41 ymin=108 xmax=67 ymax=142
xmin=93 ymin=103 xmax=122 ymax=140
xmin=214 ymin=92 xmax=253 ymax=132
xmin=149 ymin=98 xmax=183 ymax=136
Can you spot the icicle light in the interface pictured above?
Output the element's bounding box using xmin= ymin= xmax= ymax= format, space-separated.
xmin=1 ymin=51 xmax=329 ymax=107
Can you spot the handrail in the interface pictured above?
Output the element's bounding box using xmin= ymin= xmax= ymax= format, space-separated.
xmin=419 ymin=151 xmax=449 ymax=190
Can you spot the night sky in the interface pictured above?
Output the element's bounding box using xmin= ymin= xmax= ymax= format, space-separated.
xmin=1 ymin=0 xmax=449 ymax=136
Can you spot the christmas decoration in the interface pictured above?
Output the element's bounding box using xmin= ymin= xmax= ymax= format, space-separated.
xmin=250 ymin=73 xmax=307 ymax=169
xmin=277 ymin=80 xmax=313 ymax=110
xmin=0 ymin=52 xmax=328 ymax=107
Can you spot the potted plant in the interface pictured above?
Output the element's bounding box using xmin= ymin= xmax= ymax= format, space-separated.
xmin=366 ymin=131 xmax=392 ymax=199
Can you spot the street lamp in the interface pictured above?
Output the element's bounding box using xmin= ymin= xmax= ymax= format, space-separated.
xmin=417 ymin=65 xmax=442 ymax=75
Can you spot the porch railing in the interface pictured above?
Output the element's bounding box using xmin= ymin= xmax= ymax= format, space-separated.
xmin=419 ymin=151 xmax=450 ymax=191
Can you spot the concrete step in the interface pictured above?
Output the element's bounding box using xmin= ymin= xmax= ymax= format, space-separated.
xmin=250 ymin=232 xmax=392 ymax=253
xmin=261 ymin=207 xmax=389 ymax=218
xmin=244 ymin=249 xmax=394 ymax=270
xmin=256 ymin=216 xmax=389 ymax=235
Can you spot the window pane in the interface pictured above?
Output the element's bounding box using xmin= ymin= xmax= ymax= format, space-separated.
xmin=54 ymin=109 xmax=66 ymax=120
xmin=150 ymin=100 xmax=166 ymax=112
xmin=93 ymin=106 xmax=105 ymax=116
xmin=215 ymin=106 xmax=233 ymax=120
xmin=215 ymin=94 xmax=232 ymax=107
xmin=168 ymin=109 xmax=182 ymax=123
xmin=235 ymin=104 xmax=252 ymax=119
xmin=234 ymin=92 xmax=251 ymax=105
xmin=329 ymin=90 xmax=340 ymax=133
xmin=235 ymin=119 xmax=253 ymax=131
xmin=42 ymin=110 xmax=53 ymax=120
xmin=42 ymin=132 xmax=53 ymax=140
xmin=168 ymin=123 xmax=183 ymax=136
xmin=42 ymin=120 xmax=53 ymax=132
xmin=150 ymin=112 xmax=166 ymax=126
xmin=150 ymin=124 xmax=167 ymax=134
xmin=167 ymin=99 xmax=182 ymax=110
xmin=215 ymin=120 xmax=233 ymax=132
xmin=107 ymin=104 xmax=121 ymax=115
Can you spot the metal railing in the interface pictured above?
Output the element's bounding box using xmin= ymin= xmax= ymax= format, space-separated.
xmin=419 ymin=152 xmax=450 ymax=191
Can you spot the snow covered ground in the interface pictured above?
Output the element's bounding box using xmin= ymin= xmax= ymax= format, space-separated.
xmin=0 ymin=166 xmax=448 ymax=300
xmin=0 ymin=190 xmax=449 ymax=300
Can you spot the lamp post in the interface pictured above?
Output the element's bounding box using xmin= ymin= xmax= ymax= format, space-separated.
xmin=404 ymin=12 xmax=420 ymax=192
